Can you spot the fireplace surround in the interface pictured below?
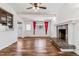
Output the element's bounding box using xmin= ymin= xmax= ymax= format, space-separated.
xmin=57 ymin=24 xmax=68 ymax=44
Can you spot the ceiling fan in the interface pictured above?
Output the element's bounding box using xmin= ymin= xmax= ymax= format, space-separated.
xmin=27 ymin=3 xmax=47 ymax=10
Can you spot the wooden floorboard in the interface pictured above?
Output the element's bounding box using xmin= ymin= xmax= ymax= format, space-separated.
xmin=0 ymin=37 xmax=78 ymax=56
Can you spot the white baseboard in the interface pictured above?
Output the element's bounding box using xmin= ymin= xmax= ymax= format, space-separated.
xmin=0 ymin=39 xmax=17 ymax=50
xmin=60 ymin=49 xmax=74 ymax=51
xmin=21 ymin=36 xmax=50 ymax=38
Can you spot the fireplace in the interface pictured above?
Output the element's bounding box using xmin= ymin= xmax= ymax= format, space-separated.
xmin=59 ymin=29 xmax=66 ymax=41
xmin=57 ymin=24 xmax=68 ymax=44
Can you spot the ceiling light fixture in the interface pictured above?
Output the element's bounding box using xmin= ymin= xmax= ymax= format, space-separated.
xmin=33 ymin=6 xmax=35 ymax=9
xmin=33 ymin=7 xmax=39 ymax=12
xmin=27 ymin=3 xmax=47 ymax=11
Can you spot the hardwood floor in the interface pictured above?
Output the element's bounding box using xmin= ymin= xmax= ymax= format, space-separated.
xmin=0 ymin=37 xmax=78 ymax=56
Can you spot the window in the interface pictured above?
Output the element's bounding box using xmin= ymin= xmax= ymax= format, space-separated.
xmin=25 ymin=24 xmax=31 ymax=30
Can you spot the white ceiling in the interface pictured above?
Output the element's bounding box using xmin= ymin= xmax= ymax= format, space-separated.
xmin=9 ymin=3 xmax=64 ymax=14
xmin=8 ymin=3 xmax=65 ymax=21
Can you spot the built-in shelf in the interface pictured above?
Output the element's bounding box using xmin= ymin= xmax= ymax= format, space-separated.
xmin=0 ymin=8 xmax=13 ymax=31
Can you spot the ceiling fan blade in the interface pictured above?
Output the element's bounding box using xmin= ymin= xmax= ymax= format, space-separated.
xmin=27 ymin=7 xmax=32 ymax=9
xmin=39 ymin=7 xmax=47 ymax=9
xmin=30 ymin=3 xmax=37 ymax=7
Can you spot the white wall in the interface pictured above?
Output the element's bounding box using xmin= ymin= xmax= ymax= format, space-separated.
xmin=50 ymin=20 xmax=57 ymax=38
xmin=0 ymin=3 xmax=19 ymax=50
xmin=23 ymin=21 xmax=33 ymax=37
xmin=68 ymin=23 xmax=75 ymax=45
xmin=18 ymin=20 xmax=51 ymax=37
xmin=18 ymin=23 xmax=23 ymax=37
xmin=56 ymin=3 xmax=79 ymax=22
xmin=73 ymin=21 xmax=79 ymax=54
xmin=56 ymin=3 xmax=79 ymax=54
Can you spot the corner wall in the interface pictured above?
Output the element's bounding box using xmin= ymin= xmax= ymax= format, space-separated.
xmin=0 ymin=3 xmax=19 ymax=50
xmin=56 ymin=3 xmax=79 ymax=54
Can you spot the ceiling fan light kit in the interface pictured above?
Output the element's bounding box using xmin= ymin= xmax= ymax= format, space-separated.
xmin=27 ymin=3 xmax=47 ymax=11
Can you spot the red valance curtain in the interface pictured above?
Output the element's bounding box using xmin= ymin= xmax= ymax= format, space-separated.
xmin=33 ymin=21 xmax=36 ymax=34
xmin=44 ymin=21 xmax=48 ymax=34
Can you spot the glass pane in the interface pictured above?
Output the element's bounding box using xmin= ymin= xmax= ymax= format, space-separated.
xmin=26 ymin=24 xmax=31 ymax=30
